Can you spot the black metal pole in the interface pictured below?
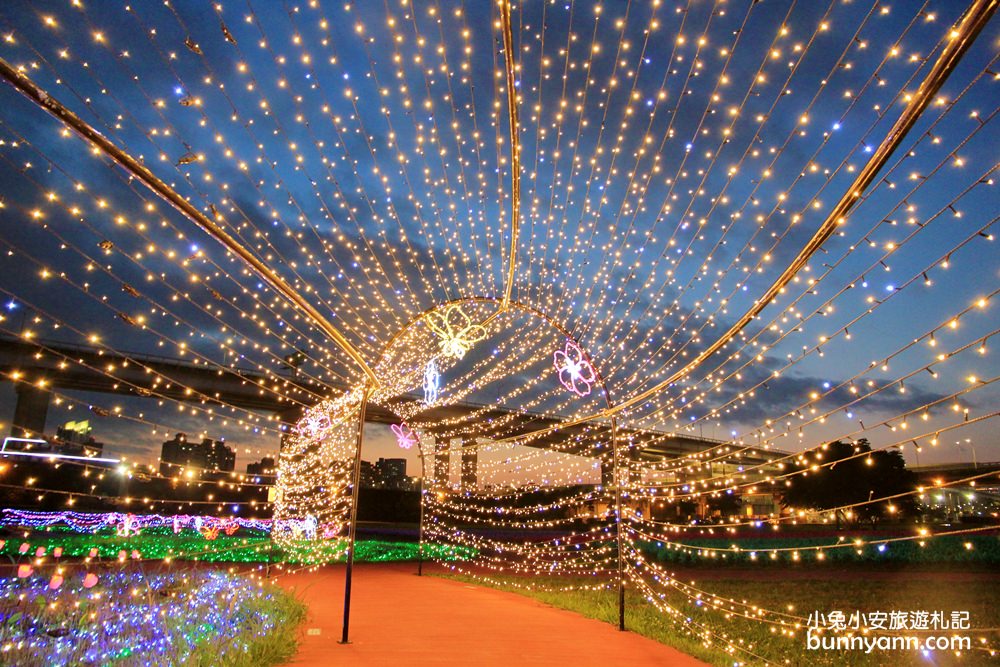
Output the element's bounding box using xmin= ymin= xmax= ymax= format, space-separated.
xmin=340 ymin=388 xmax=371 ymax=645
xmin=611 ymin=418 xmax=625 ymax=631
xmin=265 ymin=540 xmax=271 ymax=578
xmin=417 ymin=443 xmax=426 ymax=577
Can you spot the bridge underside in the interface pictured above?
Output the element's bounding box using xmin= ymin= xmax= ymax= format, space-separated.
xmin=0 ymin=336 xmax=780 ymax=469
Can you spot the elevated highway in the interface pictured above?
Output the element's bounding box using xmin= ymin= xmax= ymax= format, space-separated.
xmin=0 ymin=336 xmax=784 ymax=480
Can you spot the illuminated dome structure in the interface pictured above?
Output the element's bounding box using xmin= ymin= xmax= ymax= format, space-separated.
xmin=0 ymin=0 xmax=996 ymax=660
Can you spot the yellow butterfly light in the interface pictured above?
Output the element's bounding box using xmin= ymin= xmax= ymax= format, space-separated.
xmin=425 ymin=304 xmax=487 ymax=360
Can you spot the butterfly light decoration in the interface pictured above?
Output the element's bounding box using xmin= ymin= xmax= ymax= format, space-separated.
xmin=391 ymin=422 xmax=418 ymax=449
xmin=426 ymin=304 xmax=487 ymax=360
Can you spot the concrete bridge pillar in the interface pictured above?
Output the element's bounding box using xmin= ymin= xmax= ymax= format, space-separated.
xmin=460 ymin=438 xmax=478 ymax=491
xmin=697 ymin=495 xmax=709 ymax=519
xmin=601 ymin=443 xmax=631 ymax=488
xmin=12 ymin=383 xmax=50 ymax=438
xmin=601 ymin=458 xmax=614 ymax=488
xmin=277 ymin=404 xmax=304 ymax=451
xmin=628 ymin=442 xmax=642 ymax=486
xmin=434 ymin=436 xmax=451 ymax=488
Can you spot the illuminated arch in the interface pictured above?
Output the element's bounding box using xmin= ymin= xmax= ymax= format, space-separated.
xmin=273 ymin=296 xmax=621 ymax=539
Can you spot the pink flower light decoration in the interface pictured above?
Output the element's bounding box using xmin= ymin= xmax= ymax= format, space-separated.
xmin=53 ymin=547 xmax=63 ymax=558
xmin=83 ymin=573 xmax=98 ymax=589
xmin=18 ymin=542 xmax=29 ymax=554
xmin=391 ymin=422 xmax=417 ymax=450
xmin=17 ymin=564 xmax=32 ymax=578
xmin=553 ymin=340 xmax=597 ymax=397
xmin=48 ymin=574 xmax=63 ymax=590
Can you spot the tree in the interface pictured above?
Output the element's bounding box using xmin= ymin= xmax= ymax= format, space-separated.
xmin=706 ymin=490 xmax=742 ymax=519
xmin=674 ymin=498 xmax=699 ymax=521
xmin=780 ymin=439 xmax=916 ymax=528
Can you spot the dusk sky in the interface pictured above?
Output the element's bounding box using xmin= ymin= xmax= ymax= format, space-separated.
xmin=0 ymin=0 xmax=995 ymax=476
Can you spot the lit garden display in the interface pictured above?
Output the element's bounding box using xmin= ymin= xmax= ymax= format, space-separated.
xmin=0 ymin=532 xmax=471 ymax=565
xmin=0 ymin=0 xmax=995 ymax=664
xmin=0 ymin=510 xmax=474 ymax=565
xmin=0 ymin=568 xmax=304 ymax=666
xmin=0 ymin=509 xmax=271 ymax=536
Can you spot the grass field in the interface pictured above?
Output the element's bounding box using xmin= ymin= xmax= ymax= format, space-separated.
xmin=438 ymin=567 xmax=1000 ymax=666
xmin=0 ymin=530 xmax=473 ymax=563
xmin=637 ymin=532 xmax=1000 ymax=565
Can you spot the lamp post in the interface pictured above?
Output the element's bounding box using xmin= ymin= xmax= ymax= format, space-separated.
xmin=417 ymin=434 xmax=427 ymax=577
xmin=340 ymin=388 xmax=371 ymax=645
xmin=956 ymin=438 xmax=978 ymax=469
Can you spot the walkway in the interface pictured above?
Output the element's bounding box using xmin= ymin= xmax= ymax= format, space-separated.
xmin=276 ymin=563 xmax=708 ymax=666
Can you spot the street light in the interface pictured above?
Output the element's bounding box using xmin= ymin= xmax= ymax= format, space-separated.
xmin=956 ymin=438 xmax=978 ymax=469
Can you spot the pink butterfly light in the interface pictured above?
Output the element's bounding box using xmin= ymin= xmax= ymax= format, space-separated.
xmin=391 ymin=422 xmax=418 ymax=450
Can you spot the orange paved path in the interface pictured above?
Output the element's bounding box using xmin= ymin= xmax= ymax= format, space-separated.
xmin=275 ymin=563 xmax=708 ymax=666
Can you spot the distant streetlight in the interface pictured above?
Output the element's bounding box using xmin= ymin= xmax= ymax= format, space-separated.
xmin=956 ymin=438 xmax=978 ymax=469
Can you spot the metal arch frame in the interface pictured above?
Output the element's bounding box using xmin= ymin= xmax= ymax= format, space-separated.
xmin=499 ymin=0 xmax=522 ymax=310
xmin=339 ymin=392 xmax=434 ymax=642
xmin=338 ymin=384 xmax=371 ymax=645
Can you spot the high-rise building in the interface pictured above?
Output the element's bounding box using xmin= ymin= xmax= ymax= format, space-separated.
xmin=204 ymin=438 xmax=236 ymax=473
xmin=246 ymin=456 xmax=276 ymax=482
xmin=376 ymin=457 xmax=407 ymax=489
xmin=159 ymin=434 xmax=235 ymax=477
xmin=360 ymin=460 xmax=376 ymax=488
xmin=46 ymin=420 xmax=105 ymax=457
xmin=159 ymin=433 xmax=205 ymax=477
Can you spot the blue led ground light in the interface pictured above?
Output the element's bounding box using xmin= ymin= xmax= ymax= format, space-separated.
xmin=0 ymin=570 xmax=302 ymax=666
